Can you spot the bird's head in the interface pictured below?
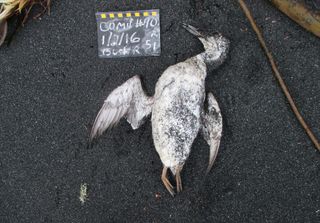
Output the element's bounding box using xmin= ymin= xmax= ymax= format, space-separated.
xmin=182 ymin=23 xmax=229 ymax=69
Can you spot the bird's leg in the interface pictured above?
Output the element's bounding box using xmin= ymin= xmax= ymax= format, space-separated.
xmin=175 ymin=166 xmax=183 ymax=193
xmin=161 ymin=166 xmax=175 ymax=196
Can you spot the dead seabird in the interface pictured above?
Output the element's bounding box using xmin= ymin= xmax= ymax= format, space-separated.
xmin=90 ymin=24 xmax=229 ymax=196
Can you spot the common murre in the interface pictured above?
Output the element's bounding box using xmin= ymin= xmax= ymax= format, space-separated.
xmin=90 ymin=24 xmax=229 ymax=196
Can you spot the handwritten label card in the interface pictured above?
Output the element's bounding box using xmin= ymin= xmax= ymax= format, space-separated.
xmin=96 ymin=9 xmax=161 ymax=58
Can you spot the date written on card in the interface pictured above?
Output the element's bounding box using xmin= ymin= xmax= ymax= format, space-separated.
xmin=96 ymin=9 xmax=161 ymax=58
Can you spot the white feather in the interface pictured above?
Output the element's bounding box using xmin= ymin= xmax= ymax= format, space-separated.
xmin=90 ymin=75 xmax=153 ymax=141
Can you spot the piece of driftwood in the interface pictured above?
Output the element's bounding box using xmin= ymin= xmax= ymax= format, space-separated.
xmin=238 ymin=0 xmax=320 ymax=151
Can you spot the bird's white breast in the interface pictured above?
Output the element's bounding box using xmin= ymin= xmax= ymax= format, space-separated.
xmin=151 ymin=57 xmax=206 ymax=169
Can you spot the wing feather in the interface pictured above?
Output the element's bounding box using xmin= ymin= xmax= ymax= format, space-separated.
xmin=202 ymin=92 xmax=223 ymax=174
xmin=90 ymin=75 xmax=153 ymax=141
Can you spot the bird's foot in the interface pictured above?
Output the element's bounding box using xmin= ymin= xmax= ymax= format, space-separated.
xmin=161 ymin=167 xmax=175 ymax=197
xmin=175 ymin=166 xmax=183 ymax=193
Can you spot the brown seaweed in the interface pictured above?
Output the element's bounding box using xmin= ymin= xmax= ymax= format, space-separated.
xmin=0 ymin=20 xmax=7 ymax=45
xmin=271 ymin=0 xmax=320 ymax=38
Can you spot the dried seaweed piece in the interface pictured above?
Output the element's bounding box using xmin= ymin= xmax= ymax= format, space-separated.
xmin=0 ymin=20 xmax=6 ymax=45
xmin=79 ymin=183 xmax=88 ymax=205
xmin=270 ymin=0 xmax=320 ymax=38
xmin=0 ymin=0 xmax=50 ymax=46
xmin=0 ymin=0 xmax=28 ymax=21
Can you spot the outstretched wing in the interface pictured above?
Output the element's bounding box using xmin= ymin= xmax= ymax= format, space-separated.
xmin=202 ymin=92 xmax=223 ymax=174
xmin=90 ymin=75 xmax=153 ymax=141
xmin=0 ymin=20 xmax=7 ymax=46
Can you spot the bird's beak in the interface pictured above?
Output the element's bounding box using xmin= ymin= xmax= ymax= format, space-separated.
xmin=182 ymin=23 xmax=205 ymax=38
xmin=0 ymin=20 xmax=7 ymax=46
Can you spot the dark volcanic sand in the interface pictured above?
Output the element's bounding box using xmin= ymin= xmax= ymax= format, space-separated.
xmin=0 ymin=0 xmax=319 ymax=222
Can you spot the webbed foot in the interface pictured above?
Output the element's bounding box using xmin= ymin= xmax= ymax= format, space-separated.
xmin=161 ymin=166 xmax=175 ymax=197
xmin=176 ymin=166 xmax=183 ymax=193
